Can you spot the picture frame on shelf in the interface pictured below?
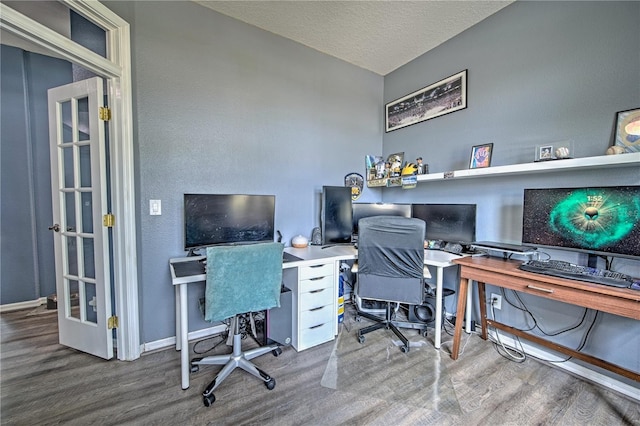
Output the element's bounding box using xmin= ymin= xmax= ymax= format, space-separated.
xmin=534 ymin=140 xmax=574 ymax=162
xmin=469 ymin=143 xmax=493 ymax=169
xmin=538 ymin=145 xmax=553 ymax=161
xmin=385 ymin=70 xmax=467 ymax=132
xmin=614 ymin=108 xmax=640 ymax=153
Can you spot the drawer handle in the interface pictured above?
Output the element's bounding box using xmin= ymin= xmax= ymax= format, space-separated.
xmin=310 ymin=289 xmax=325 ymax=294
xmin=310 ymin=323 xmax=325 ymax=329
xmin=527 ymin=284 xmax=554 ymax=294
xmin=309 ymin=306 xmax=325 ymax=312
xmin=310 ymin=277 xmax=324 ymax=281
xmin=310 ymin=265 xmax=323 ymax=268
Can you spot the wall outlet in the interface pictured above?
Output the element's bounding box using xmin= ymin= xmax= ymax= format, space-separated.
xmin=491 ymin=293 xmax=502 ymax=310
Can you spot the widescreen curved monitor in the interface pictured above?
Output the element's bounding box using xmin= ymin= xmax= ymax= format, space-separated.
xmin=521 ymin=186 xmax=640 ymax=259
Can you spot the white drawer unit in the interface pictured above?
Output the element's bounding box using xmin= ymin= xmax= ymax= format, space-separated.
xmin=285 ymin=262 xmax=337 ymax=351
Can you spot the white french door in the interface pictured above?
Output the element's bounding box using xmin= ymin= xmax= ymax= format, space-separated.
xmin=48 ymin=77 xmax=113 ymax=359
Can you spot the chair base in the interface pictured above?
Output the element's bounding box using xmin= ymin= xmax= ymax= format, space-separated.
xmin=356 ymin=302 xmax=429 ymax=353
xmin=191 ymin=317 xmax=281 ymax=407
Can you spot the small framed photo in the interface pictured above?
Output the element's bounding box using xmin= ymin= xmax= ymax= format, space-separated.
xmin=538 ymin=145 xmax=553 ymax=161
xmin=614 ymin=108 xmax=640 ymax=153
xmin=469 ymin=143 xmax=493 ymax=169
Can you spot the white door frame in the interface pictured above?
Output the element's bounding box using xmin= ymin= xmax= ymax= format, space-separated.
xmin=0 ymin=1 xmax=140 ymax=361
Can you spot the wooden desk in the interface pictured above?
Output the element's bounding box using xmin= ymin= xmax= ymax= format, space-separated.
xmin=451 ymin=256 xmax=640 ymax=382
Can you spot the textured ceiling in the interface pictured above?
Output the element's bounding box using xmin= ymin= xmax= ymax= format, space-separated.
xmin=195 ymin=1 xmax=513 ymax=75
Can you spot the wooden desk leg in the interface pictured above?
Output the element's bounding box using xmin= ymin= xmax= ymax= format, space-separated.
xmin=451 ymin=277 xmax=468 ymax=360
xmin=477 ymin=281 xmax=487 ymax=341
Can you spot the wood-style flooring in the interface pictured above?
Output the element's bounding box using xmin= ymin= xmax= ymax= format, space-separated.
xmin=1 ymin=303 xmax=638 ymax=425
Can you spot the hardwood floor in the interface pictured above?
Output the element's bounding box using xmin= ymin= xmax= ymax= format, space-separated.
xmin=1 ymin=303 xmax=638 ymax=425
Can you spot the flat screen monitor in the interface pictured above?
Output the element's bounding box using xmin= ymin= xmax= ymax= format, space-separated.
xmin=321 ymin=186 xmax=353 ymax=245
xmin=522 ymin=186 xmax=640 ymax=259
xmin=411 ymin=204 xmax=476 ymax=243
xmin=352 ymin=203 xmax=411 ymax=235
xmin=184 ymin=193 xmax=275 ymax=252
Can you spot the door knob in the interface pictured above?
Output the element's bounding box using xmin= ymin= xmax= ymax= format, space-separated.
xmin=48 ymin=224 xmax=60 ymax=232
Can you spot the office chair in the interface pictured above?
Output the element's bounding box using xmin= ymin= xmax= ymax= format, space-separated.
xmin=354 ymin=216 xmax=427 ymax=353
xmin=190 ymin=242 xmax=284 ymax=407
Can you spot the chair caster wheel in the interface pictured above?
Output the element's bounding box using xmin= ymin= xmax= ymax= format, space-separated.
xmin=355 ymin=315 xmax=361 ymax=322
xmin=421 ymin=330 xmax=428 ymax=337
xmin=203 ymin=394 xmax=215 ymax=407
xmin=358 ymin=335 xmax=365 ymax=344
xmin=265 ymin=378 xmax=276 ymax=390
xmin=400 ymin=345 xmax=409 ymax=353
xmin=190 ymin=365 xmax=199 ymax=373
xmin=272 ymin=347 xmax=282 ymax=357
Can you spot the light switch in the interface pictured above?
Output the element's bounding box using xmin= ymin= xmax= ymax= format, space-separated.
xmin=150 ymin=199 xmax=161 ymax=215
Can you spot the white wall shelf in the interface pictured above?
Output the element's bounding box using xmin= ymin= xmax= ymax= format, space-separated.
xmin=415 ymin=153 xmax=639 ymax=183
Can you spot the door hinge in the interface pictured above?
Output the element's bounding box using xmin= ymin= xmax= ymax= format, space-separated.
xmin=108 ymin=315 xmax=119 ymax=329
xmin=103 ymin=213 xmax=115 ymax=227
xmin=99 ymin=107 xmax=111 ymax=121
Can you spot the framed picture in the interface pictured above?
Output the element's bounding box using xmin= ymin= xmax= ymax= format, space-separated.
xmin=614 ymin=108 xmax=640 ymax=153
xmin=538 ymin=145 xmax=553 ymax=161
xmin=469 ymin=143 xmax=493 ymax=169
xmin=385 ymin=70 xmax=467 ymax=132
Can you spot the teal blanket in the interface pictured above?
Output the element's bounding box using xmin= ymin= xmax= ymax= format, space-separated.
xmin=204 ymin=242 xmax=284 ymax=323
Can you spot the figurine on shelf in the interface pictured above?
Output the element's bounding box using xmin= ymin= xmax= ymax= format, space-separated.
xmin=416 ymin=157 xmax=428 ymax=174
xmin=384 ymin=162 xmax=392 ymax=178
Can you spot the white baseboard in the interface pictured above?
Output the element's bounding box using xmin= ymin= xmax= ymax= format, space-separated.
xmin=488 ymin=329 xmax=640 ymax=401
xmin=142 ymin=324 xmax=228 ymax=353
xmin=0 ymin=297 xmax=47 ymax=313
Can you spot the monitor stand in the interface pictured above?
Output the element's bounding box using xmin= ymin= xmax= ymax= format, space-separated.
xmin=187 ymin=248 xmax=202 ymax=257
xmin=587 ymin=253 xmax=599 ymax=268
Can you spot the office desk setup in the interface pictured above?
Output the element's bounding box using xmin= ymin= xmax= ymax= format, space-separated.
xmin=450 ymin=256 xmax=640 ymax=382
xmin=169 ymin=245 xmax=472 ymax=389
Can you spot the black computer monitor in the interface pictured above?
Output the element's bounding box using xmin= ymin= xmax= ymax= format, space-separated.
xmin=184 ymin=193 xmax=275 ymax=253
xmin=321 ymin=186 xmax=353 ymax=245
xmin=411 ymin=204 xmax=476 ymax=244
xmin=352 ymin=203 xmax=411 ymax=236
xmin=522 ymin=186 xmax=640 ymax=260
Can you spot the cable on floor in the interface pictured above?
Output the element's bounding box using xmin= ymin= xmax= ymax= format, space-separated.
xmin=192 ymin=331 xmax=228 ymax=355
xmin=488 ymin=302 xmax=526 ymax=362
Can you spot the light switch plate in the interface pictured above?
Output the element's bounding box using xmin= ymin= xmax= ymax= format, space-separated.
xmin=150 ymin=199 xmax=161 ymax=215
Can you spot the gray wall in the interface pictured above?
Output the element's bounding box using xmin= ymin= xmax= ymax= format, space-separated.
xmin=381 ymin=1 xmax=639 ymax=386
xmin=0 ymin=45 xmax=71 ymax=304
xmin=105 ymin=1 xmax=383 ymax=343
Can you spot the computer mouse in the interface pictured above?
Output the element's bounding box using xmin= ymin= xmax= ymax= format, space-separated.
xmin=631 ymin=281 xmax=640 ymax=291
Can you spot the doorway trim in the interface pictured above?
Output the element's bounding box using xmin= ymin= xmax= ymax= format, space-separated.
xmin=0 ymin=1 xmax=140 ymax=360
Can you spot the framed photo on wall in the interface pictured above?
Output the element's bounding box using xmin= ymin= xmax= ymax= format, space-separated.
xmin=385 ymin=70 xmax=467 ymax=132
xmin=614 ymin=108 xmax=640 ymax=153
xmin=469 ymin=143 xmax=493 ymax=169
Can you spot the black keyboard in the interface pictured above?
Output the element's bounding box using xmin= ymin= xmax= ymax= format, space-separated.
xmin=519 ymin=259 xmax=634 ymax=288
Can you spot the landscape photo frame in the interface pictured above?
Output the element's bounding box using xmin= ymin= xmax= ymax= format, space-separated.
xmin=385 ymin=70 xmax=467 ymax=132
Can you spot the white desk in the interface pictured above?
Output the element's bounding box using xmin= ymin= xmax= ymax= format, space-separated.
xmin=422 ymin=249 xmax=475 ymax=347
xmin=169 ymin=245 xmax=471 ymax=389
